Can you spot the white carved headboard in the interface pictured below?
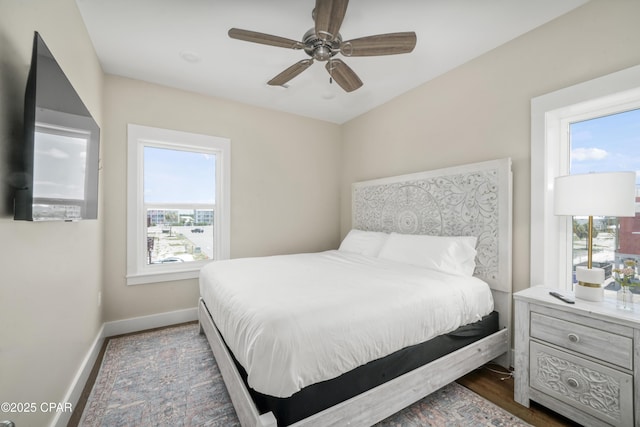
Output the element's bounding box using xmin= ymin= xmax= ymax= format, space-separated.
xmin=352 ymin=158 xmax=513 ymax=295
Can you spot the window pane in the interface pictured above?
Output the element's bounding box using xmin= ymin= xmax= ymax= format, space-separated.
xmin=146 ymin=209 xmax=214 ymax=264
xmin=144 ymin=146 xmax=215 ymax=204
xmin=143 ymin=146 xmax=216 ymax=265
xmin=569 ymin=108 xmax=640 ymax=291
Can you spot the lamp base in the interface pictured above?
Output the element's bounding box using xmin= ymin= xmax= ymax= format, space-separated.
xmin=574 ymin=266 xmax=605 ymax=302
xmin=574 ymin=283 xmax=604 ymax=302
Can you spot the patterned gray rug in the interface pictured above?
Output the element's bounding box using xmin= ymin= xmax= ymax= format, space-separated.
xmin=79 ymin=323 xmax=530 ymax=426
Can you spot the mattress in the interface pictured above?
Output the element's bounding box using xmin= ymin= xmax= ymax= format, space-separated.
xmin=199 ymin=250 xmax=494 ymax=398
xmin=202 ymin=301 xmax=498 ymax=425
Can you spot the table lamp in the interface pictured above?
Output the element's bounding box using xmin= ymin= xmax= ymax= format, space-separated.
xmin=554 ymin=171 xmax=637 ymax=301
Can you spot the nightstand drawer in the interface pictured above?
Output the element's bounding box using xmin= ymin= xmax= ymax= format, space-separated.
xmin=530 ymin=341 xmax=633 ymax=427
xmin=530 ymin=312 xmax=633 ymax=370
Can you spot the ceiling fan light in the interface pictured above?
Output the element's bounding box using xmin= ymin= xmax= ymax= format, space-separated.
xmin=314 ymin=45 xmax=332 ymax=61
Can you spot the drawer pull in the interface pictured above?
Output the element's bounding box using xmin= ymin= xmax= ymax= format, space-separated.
xmin=567 ymin=333 xmax=580 ymax=343
xmin=566 ymin=377 xmax=579 ymax=388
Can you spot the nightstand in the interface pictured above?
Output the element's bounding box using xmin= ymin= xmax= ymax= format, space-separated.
xmin=514 ymin=286 xmax=640 ymax=427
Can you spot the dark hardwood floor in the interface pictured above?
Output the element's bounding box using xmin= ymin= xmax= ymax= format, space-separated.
xmin=457 ymin=364 xmax=582 ymax=427
xmin=69 ymin=325 xmax=580 ymax=426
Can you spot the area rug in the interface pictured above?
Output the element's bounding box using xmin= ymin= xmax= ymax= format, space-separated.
xmin=79 ymin=323 xmax=530 ymax=426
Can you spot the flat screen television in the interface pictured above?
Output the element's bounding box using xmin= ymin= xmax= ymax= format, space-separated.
xmin=14 ymin=31 xmax=100 ymax=221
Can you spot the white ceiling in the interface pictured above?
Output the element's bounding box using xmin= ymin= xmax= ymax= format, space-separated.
xmin=76 ymin=0 xmax=588 ymax=124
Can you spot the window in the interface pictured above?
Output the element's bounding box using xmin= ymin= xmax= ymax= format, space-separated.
xmin=531 ymin=64 xmax=640 ymax=291
xmin=127 ymin=124 xmax=230 ymax=285
xmin=568 ymin=109 xmax=640 ymax=291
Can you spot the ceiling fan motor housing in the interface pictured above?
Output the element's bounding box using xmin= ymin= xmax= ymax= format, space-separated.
xmin=303 ymin=28 xmax=341 ymax=61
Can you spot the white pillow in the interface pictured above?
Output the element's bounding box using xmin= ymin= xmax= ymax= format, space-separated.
xmin=378 ymin=232 xmax=477 ymax=276
xmin=338 ymin=229 xmax=389 ymax=257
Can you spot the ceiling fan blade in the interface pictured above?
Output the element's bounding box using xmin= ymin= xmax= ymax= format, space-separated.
xmin=325 ymin=59 xmax=362 ymax=92
xmin=314 ymin=0 xmax=349 ymax=41
xmin=268 ymin=59 xmax=314 ymax=86
xmin=228 ymin=28 xmax=304 ymax=50
xmin=341 ymin=32 xmax=417 ymax=56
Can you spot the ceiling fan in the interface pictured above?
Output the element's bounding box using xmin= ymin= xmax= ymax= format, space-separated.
xmin=228 ymin=0 xmax=417 ymax=93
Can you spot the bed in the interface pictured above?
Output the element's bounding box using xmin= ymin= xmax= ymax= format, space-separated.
xmin=199 ymin=158 xmax=512 ymax=426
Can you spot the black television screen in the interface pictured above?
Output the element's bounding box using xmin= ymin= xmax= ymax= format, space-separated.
xmin=14 ymin=32 xmax=100 ymax=221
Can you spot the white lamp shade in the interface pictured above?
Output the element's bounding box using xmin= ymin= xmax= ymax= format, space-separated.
xmin=554 ymin=171 xmax=637 ymax=217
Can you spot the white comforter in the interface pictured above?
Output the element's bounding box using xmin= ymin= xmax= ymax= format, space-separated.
xmin=199 ymin=250 xmax=494 ymax=398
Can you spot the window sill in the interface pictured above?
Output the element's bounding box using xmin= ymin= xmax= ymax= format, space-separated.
xmin=126 ymin=268 xmax=201 ymax=285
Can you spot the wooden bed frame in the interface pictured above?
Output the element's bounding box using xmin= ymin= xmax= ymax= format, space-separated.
xmin=199 ymin=158 xmax=513 ymax=427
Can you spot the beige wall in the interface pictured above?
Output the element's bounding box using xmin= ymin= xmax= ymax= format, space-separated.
xmin=102 ymin=76 xmax=342 ymax=321
xmin=340 ymin=0 xmax=640 ymax=295
xmin=0 ymin=0 xmax=104 ymax=426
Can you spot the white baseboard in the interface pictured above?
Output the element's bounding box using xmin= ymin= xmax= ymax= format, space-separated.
xmin=52 ymin=307 xmax=198 ymax=427
xmin=103 ymin=306 xmax=198 ymax=338
xmin=51 ymin=324 xmax=105 ymax=427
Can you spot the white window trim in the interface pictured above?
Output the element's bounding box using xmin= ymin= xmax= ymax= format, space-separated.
xmin=126 ymin=124 xmax=230 ymax=285
xmin=531 ymin=64 xmax=640 ymax=290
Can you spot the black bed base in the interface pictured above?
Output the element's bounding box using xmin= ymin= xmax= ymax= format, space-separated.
xmin=226 ymin=311 xmax=499 ymax=426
